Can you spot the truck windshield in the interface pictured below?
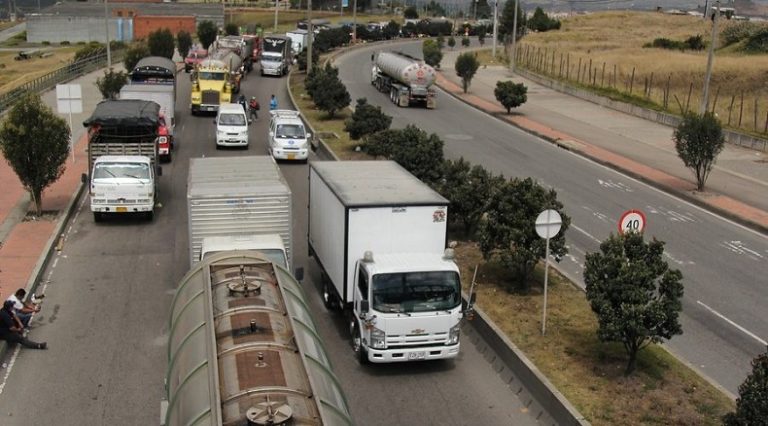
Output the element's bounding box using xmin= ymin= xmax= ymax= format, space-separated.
xmin=199 ymin=71 xmax=225 ymax=80
xmin=276 ymin=124 xmax=304 ymax=138
xmin=93 ymin=162 xmax=150 ymax=180
xmin=372 ymin=271 xmax=461 ymax=313
xmin=219 ymin=113 xmax=246 ymax=126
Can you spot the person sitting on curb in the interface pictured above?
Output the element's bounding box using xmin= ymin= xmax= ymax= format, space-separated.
xmin=0 ymin=300 xmax=47 ymax=350
xmin=6 ymin=288 xmax=41 ymax=328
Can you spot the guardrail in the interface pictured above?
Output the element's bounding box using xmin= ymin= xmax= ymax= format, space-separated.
xmin=0 ymin=49 xmax=125 ymax=115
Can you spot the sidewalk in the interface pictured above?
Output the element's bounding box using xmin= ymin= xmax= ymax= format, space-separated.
xmin=437 ymin=49 xmax=768 ymax=233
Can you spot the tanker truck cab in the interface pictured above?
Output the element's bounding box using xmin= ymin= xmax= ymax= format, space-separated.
xmin=89 ymin=155 xmax=158 ymax=221
xmin=351 ymin=250 xmax=465 ymax=363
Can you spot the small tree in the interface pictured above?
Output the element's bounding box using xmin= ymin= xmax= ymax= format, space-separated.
xmin=313 ymin=65 xmax=351 ymax=118
xmin=197 ymin=20 xmax=218 ymax=50
xmin=436 ymin=35 xmax=445 ymax=49
xmin=447 ymin=35 xmax=456 ymax=49
xmin=224 ymin=23 xmax=239 ymax=36
xmin=0 ymin=93 xmax=70 ymax=216
xmin=673 ymin=111 xmax=725 ymax=191
xmin=438 ymin=159 xmax=503 ymax=235
xmin=422 ymin=39 xmax=443 ymax=68
xmin=723 ymin=348 xmax=768 ymax=425
xmin=96 ymin=68 xmax=128 ymax=100
xmin=363 ymin=125 xmax=445 ymax=185
xmin=177 ymin=30 xmax=193 ymax=59
xmin=494 ymin=80 xmax=528 ymax=113
xmin=384 ymin=20 xmax=401 ymax=40
xmin=404 ymin=6 xmax=419 ymax=19
xmin=455 ymin=52 xmax=480 ymax=93
xmin=296 ymin=46 xmax=318 ymax=71
xmin=344 ymin=98 xmax=392 ymax=140
xmin=123 ymin=43 xmax=150 ymax=72
xmin=148 ymin=28 xmax=175 ymax=60
xmin=584 ymin=233 xmax=684 ymax=375
xmin=461 ymin=36 xmax=470 ymax=47
xmin=478 ymin=177 xmax=570 ymax=289
xmin=304 ymin=64 xmax=325 ymax=99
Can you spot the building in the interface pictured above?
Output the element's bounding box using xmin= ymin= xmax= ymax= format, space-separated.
xmin=26 ymin=1 xmax=224 ymax=44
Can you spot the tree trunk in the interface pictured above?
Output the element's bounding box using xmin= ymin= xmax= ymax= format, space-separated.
xmin=625 ymin=348 xmax=638 ymax=375
xmin=463 ymin=79 xmax=468 ymax=93
xmin=32 ymin=188 xmax=43 ymax=216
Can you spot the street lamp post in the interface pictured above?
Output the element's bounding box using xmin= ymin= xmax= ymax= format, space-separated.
xmin=701 ymin=1 xmax=720 ymax=114
xmin=307 ymin=0 xmax=314 ymax=73
xmin=274 ymin=0 xmax=279 ymax=33
xmin=104 ymin=0 xmax=111 ymax=68
xmin=352 ymin=0 xmax=358 ymax=43
xmin=511 ymin=0 xmax=518 ymax=73
xmin=491 ymin=0 xmax=498 ymax=58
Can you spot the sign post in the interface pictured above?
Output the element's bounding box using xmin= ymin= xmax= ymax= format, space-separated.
xmin=535 ymin=209 xmax=563 ymax=336
xmin=56 ymin=84 xmax=82 ymax=163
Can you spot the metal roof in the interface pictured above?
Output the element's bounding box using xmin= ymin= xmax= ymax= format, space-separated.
xmin=187 ymin=156 xmax=291 ymax=199
xmin=310 ymin=160 xmax=448 ymax=207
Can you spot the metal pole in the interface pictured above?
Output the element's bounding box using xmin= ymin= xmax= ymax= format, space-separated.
xmin=274 ymin=0 xmax=279 ymax=33
xmin=491 ymin=0 xmax=498 ymax=58
xmin=352 ymin=0 xmax=357 ymax=43
xmin=68 ymin=98 xmax=74 ymax=164
xmin=473 ymin=0 xmax=477 ymax=21
xmin=541 ymin=234 xmax=550 ymax=335
xmin=511 ymin=0 xmax=519 ymax=72
xmin=104 ymin=0 xmax=111 ymax=68
xmin=307 ymin=0 xmax=313 ymax=73
xmin=701 ymin=1 xmax=719 ymax=114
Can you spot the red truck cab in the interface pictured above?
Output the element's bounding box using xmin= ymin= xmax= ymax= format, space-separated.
xmin=157 ymin=114 xmax=172 ymax=162
xmin=184 ymin=48 xmax=208 ymax=73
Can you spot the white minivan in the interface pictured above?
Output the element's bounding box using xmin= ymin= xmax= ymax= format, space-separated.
xmin=268 ymin=110 xmax=311 ymax=161
xmin=215 ymin=103 xmax=249 ymax=148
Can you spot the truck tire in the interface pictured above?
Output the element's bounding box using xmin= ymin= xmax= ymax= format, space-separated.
xmin=321 ymin=273 xmax=335 ymax=310
xmin=93 ymin=212 xmax=103 ymax=223
xmin=350 ymin=318 xmax=369 ymax=365
xmin=146 ymin=210 xmax=154 ymax=221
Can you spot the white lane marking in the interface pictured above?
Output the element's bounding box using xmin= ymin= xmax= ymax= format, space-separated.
xmin=697 ymin=300 xmax=768 ymax=346
xmin=598 ymin=178 xmax=634 ymax=192
xmin=663 ymin=252 xmax=695 ymax=266
xmin=0 ymin=345 xmax=21 ymax=395
xmin=719 ymin=240 xmax=765 ymax=261
xmin=571 ymin=224 xmax=602 ymax=244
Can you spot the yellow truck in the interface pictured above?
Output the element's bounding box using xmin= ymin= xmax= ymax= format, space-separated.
xmin=189 ymin=52 xmax=243 ymax=115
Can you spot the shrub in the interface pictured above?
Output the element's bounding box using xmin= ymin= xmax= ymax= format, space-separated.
xmin=60 ymin=41 xmax=70 ymax=45
xmin=344 ymin=98 xmax=392 ymax=140
xmin=744 ymin=27 xmax=768 ymax=53
xmin=74 ymin=43 xmax=105 ymax=62
xmin=721 ymin=21 xmax=761 ymax=46
xmin=41 ymin=41 xmax=50 ymax=46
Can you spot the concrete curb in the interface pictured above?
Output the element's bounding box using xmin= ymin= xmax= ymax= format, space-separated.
xmin=0 ymin=181 xmax=85 ymax=361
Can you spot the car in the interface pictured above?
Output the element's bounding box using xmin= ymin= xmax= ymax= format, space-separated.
xmin=268 ymin=110 xmax=311 ymax=162
xmin=214 ymin=103 xmax=249 ymax=149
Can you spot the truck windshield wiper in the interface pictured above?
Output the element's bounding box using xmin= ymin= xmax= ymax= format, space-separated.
xmin=387 ymin=307 xmax=411 ymax=316
xmin=124 ymin=174 xmax=144 ymax=180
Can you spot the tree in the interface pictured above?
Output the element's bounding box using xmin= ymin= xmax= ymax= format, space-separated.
xmin=436 ymin=35 xmax=445 ymax=50
xmin=304 ymin=64 xmax=325 ymax=99
xmin=296 ymin=46 xmax=318 ymax=71
xmin=494 ymin=80 xmax=528 ymax=113
xmin=584 ymin=233 xmax=684 ymax=375
xmin=96 ymin=68 xmax=128 ymax=100
xmin=363 ymin=125 xmax=445 ymax=185
xmin=673 ymin=111 xmax=725 ymax=191
xmin=500 ymin=0 xmax=526 ymax=40
xmin=344 ymin=98 xmax=392 ymax=140
xmin=384 ymin=20 xmax=401 ymax=40
xmin=404 ymin=6 xmax=419 ymax=19
xmin=148 ymin=28 xmax=175 ymax=60
xmin=224 ymin=23 xmax=239 ymax=36
xmin=723 ymin=348 xmax=768 ymax=425
xmin=437 ymin=159 xmax=504 ymax=236
xmin=313 ymin=65 xmax=351 ymax=118
xmin=461 ymin=36 xmax=470 ymax=47
xmin=477 ymin=26 xmax=486 ymax=46
xmin=422 ymin=39 xmax=443 ymax=68
xmin=448 ymin=35 xmax=456 ymax=49
xmin=197 ymin=20 xmax=218 ymax=50
xmin=455 ymin=52 xmax=480 ymax=93
xmin=123 ymin=42 xmax=150 ymax=73
xmin=177 ymin=30 xmax=193 ymax=59
xmin=0 ymin=93 xmax=70 ymax=216
xmin=527 ymin=7 xmax=561 ymax=32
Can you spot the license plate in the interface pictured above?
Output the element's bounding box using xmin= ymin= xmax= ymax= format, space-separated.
xmin=408 ymin=351 xmax=426 ymax=360
xmin=116 ymin=207 xmax=127 ymax=213
xmin=287 ymin=153 xmax=296 ymax=160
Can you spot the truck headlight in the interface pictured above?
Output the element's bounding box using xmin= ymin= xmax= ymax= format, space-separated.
xmin=370 ymin=327 xmax=386 ymax=349
xmin=447 ymin=323 xmax=460 ymax=345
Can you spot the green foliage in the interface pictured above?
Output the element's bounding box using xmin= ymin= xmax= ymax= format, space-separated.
xmin=494 ymin=80 xmax=528 ymax=113
xmin=296 ymin=47 xmax=318 ymax=71
xmin=426 ymin=0 xmax=446 ymax=17
xmin=644 ymin=35 xmax=705 ymax=51
xmin=304 ymin=64 xmax=325 ymax=99
xmin=363 ymin=125 xmax=444 ymax=185
xmin=478 ymin=177 xmax=570 ymax=290
xmin=673 ymin=111 xmax=725 ymax=191
xmin=60 ymin=41 xmax=70 ymax=45
xmin=224 ymin=23 xmax=239 ymax=36
xmin=197 ymin=20 xmax=218 ymax=50
xmin=422 ymin=39 xmax=443 ymax=68
xmin=123 ymin=43 xmax=150 ymax=73
xmin=723 ymin=348 xmax=768 ymax=425
xmin=461 ymin=36 xmax=470 ymax=47
xmin=177 ymin=30 xmax=193 ymax=59
xmin=455 ymin=52 xmax=480 ymax=93
xmin=312 ymin=64 xmax=350 ymax=118
xmin=500 ymin=0 xmax=526 ymax=39
xmin=721 ymin=21 xmax=762 ymax=46
xmin=416 ymin=20 xmax=452 ymax=36
xmin=584 ymin=233 xmax=684 ymax=375
xmin=313 ymin=27 xmax=351 ymax=53
xmin=384 ymin=21 xmax=401 ymax=40
xmin=436 ymin=35 xmax=445 ymax=50
xmin=147 ymin=28 xmax=175 ymax=59
xmin=110 ymin=40 xmax=127 ymax=51
xmin=437 ymin=158 xmax=504 ymax=236
xmin=447 ymin=36 xmax=456 ymax=49
xmin=344 ymin=98 xmax=392 ymax=140
xmin=73 ymin=43 xmax=105 ymax=62
xmin=744 ymin=27 xmax=768 ymax=53
xmin=477 ymin=26 xmax=486 ymax=46
xmin=96 ymin=68 xmax=128 ymax=100
xmin=527 ymin=7 xmax=561 ymax=32
xmin=404 ymin=6 xmax=419 ymax=19
xmin=0 ymin=93 xmax=70 ymax=216
xmin=475 ymin=0 xmax=492 ymax=19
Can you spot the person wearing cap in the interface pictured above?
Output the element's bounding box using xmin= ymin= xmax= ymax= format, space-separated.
xmin=6 ymin=288 xmax=40 ymax=328
xmin=0 ymin=300 xmax=47 ymax=350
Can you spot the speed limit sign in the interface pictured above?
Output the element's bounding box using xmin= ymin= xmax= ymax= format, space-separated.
xmin=619 ymin=209 xmax=646 ymax=234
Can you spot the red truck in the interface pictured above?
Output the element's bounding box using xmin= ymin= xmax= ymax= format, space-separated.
xmin=184 ymin=48 xmax=208 ymax=73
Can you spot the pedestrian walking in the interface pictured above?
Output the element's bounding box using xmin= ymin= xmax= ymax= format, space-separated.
xmin=249 ymin=97 xmax=260 ymax=120
xmin=269 ymin=94 xmax=278 ymax=111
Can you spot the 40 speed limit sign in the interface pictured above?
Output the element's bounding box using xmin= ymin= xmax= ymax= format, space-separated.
xmin=618 ymin=209 xmax=646 ymax=234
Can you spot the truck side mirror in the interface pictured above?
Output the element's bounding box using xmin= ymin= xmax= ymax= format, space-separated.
xmin=81 ymin=173 xmax=87 ymax=183
xmin=157 ymin=167 xmax=163 ymax=177
xmin=294 ymin=267 xmax=304 ymax=281
xmin=360 ymin=300 xmax=369 ymax=314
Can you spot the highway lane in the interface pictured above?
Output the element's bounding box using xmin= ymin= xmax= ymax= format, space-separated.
xmin=336 ymin=41 xmax=768 ymax=393
xmin=0 ymin=65 xmax=548 ymax=424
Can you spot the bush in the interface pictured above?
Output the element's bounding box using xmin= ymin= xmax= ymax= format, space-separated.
xmin=721 ymin=21 xmax=762 ymax=46
xmin=745 ymin=27 xmax=768 ymax=53
xmin=644 ymin=36 xmax=705 ymax=51
xmin=123 ymin=43 xmax=150 ymax=73
xmin=344 ymin=98 xmax=392 ymax=140
xmin=363 ymin=125 xmax=444 ymax=185
xmin=527 ymin=7 xmax=561 ymax=32
xmin=74 ymin=43 xmax=105 ymax=62
xmin=42 ymin=41 xmax=50 ymax=46
xmin=148 ymin=28 xmax=175 ymax=59
xmin=96 ymin=68 xmax=128 ymax=100
xmin=109 ymin=40 xmax=127 ymax=50
xmin=225 ymin=23 xmax=239 ymax=36
xmin=296 ymin=47 xmax=318 ymax=71
xmin=422 ymin=39 xmax=443 ymax=68
xmin=60 ymin=41 xmax=70 ymax=45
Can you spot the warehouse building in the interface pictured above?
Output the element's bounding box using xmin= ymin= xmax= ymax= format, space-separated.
xmin=26 ymin=1 xmax=224 ymax=43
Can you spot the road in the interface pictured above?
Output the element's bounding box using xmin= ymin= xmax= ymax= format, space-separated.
xmin=0 ymin=65 xmax=549 ymax=424
xmin=336 ymin=41 xmax=768 ymax=394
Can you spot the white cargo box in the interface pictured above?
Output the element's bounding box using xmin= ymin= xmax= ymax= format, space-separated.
xmin=187 ymin=156 xmax=292 ymax=267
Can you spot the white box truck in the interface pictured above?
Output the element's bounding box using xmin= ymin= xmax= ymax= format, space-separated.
xmin=187 ymin=156 xmax=292 ymax=268
xmin=309 ymin=161 xmax=472 ymax=364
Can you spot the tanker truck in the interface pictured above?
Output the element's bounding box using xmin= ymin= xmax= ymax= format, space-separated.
xmin=371 ymin=51 xmax=437 ymax=109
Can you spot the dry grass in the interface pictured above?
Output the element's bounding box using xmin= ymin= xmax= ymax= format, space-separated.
xmin=519 ymin=11 xmax=768 ymax=136
xmin=453 ymin=240 xmax=734 ymax=425
xmin=0 ymin=21 xmax=19 ymax=32
xmin=0 ymin=48 xmax=77 ymax=94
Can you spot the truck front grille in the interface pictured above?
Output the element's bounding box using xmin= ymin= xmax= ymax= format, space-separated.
xmin=202 ymin=90 xmax=220 ymax=105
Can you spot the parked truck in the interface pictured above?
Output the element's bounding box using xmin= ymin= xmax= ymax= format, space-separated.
xmin=215 ymin=35 xmax=255 ymax=72
xmin=260 ymin=35 xmax=292 ymax=76
xmin=190 ymin=53 xmax=242 ymax=114
xmin=371 ymin=51 xmax=437 ymax=109
xmin=187 ymin=156 xmax=292 ymax=268
xmin=82 ymin=100 xmax=162 ymax=222
xmin=286 ymin=29 xmax=309 ymax=55
xmin=309 ymin=161 xmax=474 ymax=363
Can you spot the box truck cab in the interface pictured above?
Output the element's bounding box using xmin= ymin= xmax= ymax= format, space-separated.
xmin=260 ymin=35 xmax=292 ymax=76
xmin=89 ymin=155 xmax=158 ymax=221
xmin=215 ymin=103 xmax=249 ymax=148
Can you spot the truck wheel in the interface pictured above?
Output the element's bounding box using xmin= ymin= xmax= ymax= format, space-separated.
xmin=321 ymin=273 xmax=335 ymax=310
xmin=350 ymin=319 xmax=369 ymax=365
xmin=93 ymin=212 xmax=103 ymax=223
xmin=146 ymin=210 xmax=154 ymax=221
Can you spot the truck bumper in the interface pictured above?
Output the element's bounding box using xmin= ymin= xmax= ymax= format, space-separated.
xmin=91 ymin=203 xmax=154 ymax=213
xmin=271 ymin=148 xmax=308 ymax=161
xmin=365 ymin=343 xmax=460 ymax=363
xmin=192 ymin=104 xmax=219 ymax=113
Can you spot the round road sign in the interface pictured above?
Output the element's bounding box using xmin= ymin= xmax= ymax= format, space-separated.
xmin=618 ymin=209 xmax=646 ymax=234
xmin=535 ymin=209 xmax=563 ymax=239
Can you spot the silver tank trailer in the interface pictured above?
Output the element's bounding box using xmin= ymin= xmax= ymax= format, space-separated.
xmin=211 ymin=49 xmax=243 ymax=72
xmin=376 ymin=51 xmax=436 ymax=90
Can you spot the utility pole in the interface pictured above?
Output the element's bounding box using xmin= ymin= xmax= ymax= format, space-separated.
xmin=274 ymin=0 xmax=279 ymax=33
xmin=307 ymin=0 xmax=314 ymax=73
xmin=104 ymin=0 xmax=111 ymax=68
xmin=491 ymin=0 xmax=498 ymax=58
xmin=352 ymin=0 xmax=358 ymax=43
xmin=701 ymin=1 xmax=719 ymax=114
xmin=703 ymin=0 xmax=710 ymax=19
xmin=510 ymin=0 xmax=518 ymax=72
xmin=473 ymin=0 xmax=477 ymax=21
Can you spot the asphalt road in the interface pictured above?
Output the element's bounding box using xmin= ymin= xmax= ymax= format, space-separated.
xmin=336 ymin=41 xmax=768 ymax=394
xmin=0 ymin=64 xmax=548 ymax=424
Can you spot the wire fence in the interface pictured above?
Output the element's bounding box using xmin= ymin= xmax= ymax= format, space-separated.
xmin=0 ymin=49 xmax=125 ymax=115
xmin=515 ymin=44 xmax=768 ymax=137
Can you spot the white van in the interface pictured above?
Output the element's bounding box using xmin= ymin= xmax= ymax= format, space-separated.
xmin=215 ymin=103 xmax=249 ymax=148
xmin=268 ymin=110 xmax=311 ymax=161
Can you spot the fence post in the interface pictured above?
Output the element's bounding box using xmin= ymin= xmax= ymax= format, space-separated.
xmin=664 ymin=74 xmax=671 ymax=109
xmin=648 ymin=72 xmax=654 ymax=98
xmin=728 ymin=95 xmax=736 ymax=125
xmin=601 ymin=62 xmax=606 ymax=87
xmin=686 ymin=83 xmax=693 ymax=113
xmin=629 ymin=67 xmax=635 ymax=95
xmin=566 ymin=53 xmax=570 ymax=80
xmin=739 ymin=91 xmax=744 ymax=127
xmin=551 ymin=50 xmax=555 ymax=75
xmin=711 ymin=86 xmax=720 ymax=114
xmin=577 ymin=57 xmax=582 ymax=83
xmin=755 ymin=98 xmax=759 ymax=131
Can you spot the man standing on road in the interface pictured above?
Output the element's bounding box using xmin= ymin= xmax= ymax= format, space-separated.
xmin=269 ymin=94 xmax=278 ymax=111
xmin=0 ymin=300 xmax=47 ymax=350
